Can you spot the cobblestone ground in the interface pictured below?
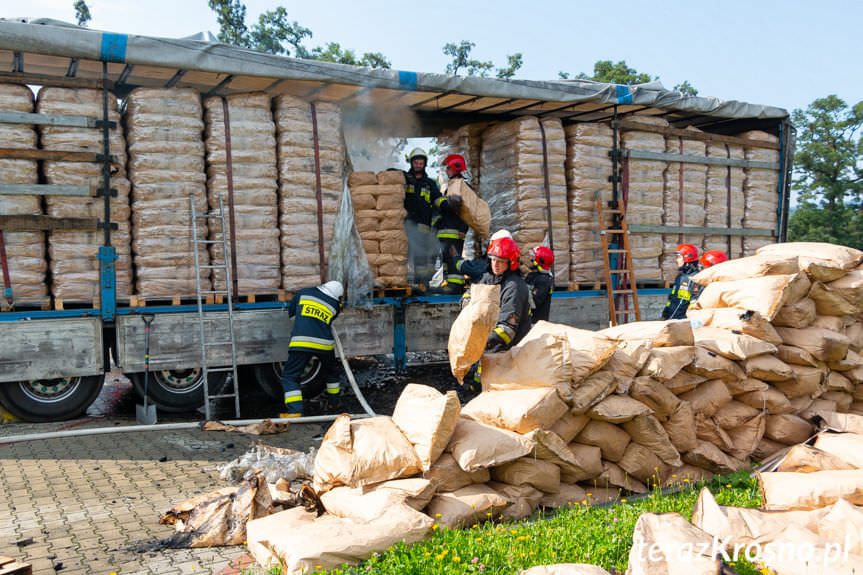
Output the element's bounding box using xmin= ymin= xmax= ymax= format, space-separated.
xmin=0 ymin=421 xmax=322 ymax=574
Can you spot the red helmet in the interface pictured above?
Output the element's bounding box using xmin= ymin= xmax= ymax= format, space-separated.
xmin=488 ymin=237 xmax=520 ymax=271
xmin=530 ymin=246 xmax=554 ymax=271
xmin=700 ymin=250 xmax=729 ymax=268
xmin=676 ymin=243 xmax=699 ymax=263
xmin=442 ymin=153 xmax=467 ymax=175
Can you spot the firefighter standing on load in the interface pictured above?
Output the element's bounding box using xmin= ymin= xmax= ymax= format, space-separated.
xmin=526 ymin=246 xmax=554 ymax=324
xmin=404 ymin=148 xmax=452 ymax=287
xmin=661 ymin=243 xmax=702 ymax=320
xmin=280 ymin=280 xmax=343 ymax=418
xmin=436 ymin=154 xmax=469 ymax=293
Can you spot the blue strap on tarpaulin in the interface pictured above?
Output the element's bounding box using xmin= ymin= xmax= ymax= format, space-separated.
xmin=616 ymin=85 xmax=633 ymax=105
xmin=398 ymin=70 xmax=418 ymax=90
xmin=100 ymin=33 xmax=127 ymax=63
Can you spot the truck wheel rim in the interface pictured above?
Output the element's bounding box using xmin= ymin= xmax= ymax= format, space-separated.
xmin=19 ymin=377 xmax=82 ymax=404
xmin=154 ymin=369 xmax=203 ymax=391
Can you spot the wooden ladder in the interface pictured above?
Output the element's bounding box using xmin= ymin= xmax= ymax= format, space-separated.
xmin=596 ymin=194 xmax=640 ymax=326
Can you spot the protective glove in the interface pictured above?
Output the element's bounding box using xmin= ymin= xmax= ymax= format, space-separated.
xmin=447 ymin=195 xmax=463 ymax=211
xmin=485 ymin=330 xmax=507 ymax=353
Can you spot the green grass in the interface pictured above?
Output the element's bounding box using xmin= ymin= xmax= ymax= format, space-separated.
xmin=248 ymin=471 xmax=764 ymax=575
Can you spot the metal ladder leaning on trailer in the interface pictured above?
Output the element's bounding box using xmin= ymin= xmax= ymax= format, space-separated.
xmin=190 ymin=194 xmax=241 ymax=420
xmin=598 ymin=113 xmax=640 ymax=326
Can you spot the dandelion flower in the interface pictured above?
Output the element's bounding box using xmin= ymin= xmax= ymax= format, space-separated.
xmin=620 ymin=498 xmax=627 ymax=503
xmin=586 ymin=492 xmax=593 ymax=497
xmin=726 ymin=484 xmax=732 ymax=488
xmin=453 ymin=556 xmax=461 ymax=563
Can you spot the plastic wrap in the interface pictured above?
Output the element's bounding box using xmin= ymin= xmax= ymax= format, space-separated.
xmin=0 ymin=84 xmax=47 ymax=302
xmin=661 ymin=129 xmax=707 ymax=281
xmin=565 ymin=123 xmax=613 ymax=283
xmin=204 ymin=93 xmax=280 ymax=293
xmin=704 ymin=142 xmax=746 ymax=259
xmin=218 ymin=444 xmax=317 ymax=484
xmin=621 ymin=119 xmax=667 ymax=281
xmin=37 ymin=87 xmax=133 ymax=301
xmin=437 ymin=123 xmax=487 ymax=188
xmin=275 ymin=96 xmax=345 ymax=291
xmin=480 ymin=117 xmax=570 ymax=285
xmin=328 ymin=181 xmax=375 ymax=307
xmin=126 ymin=87 xmax=210 ymax=296
xmin=346 ymin=172 xmax=408 ymax=288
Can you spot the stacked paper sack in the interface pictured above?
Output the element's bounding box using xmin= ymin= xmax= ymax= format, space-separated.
xmin=348 ymin=171 xmax=408 ymax=287
xmin=740 ymin=130 xmax=781 ymax=254
xmin=125 ymin=88 xmax=210 ymax=296
xmin=564 ymin=123 xmax=614 ymax=283
xmin=245 ymin=241 xmax=863 ymax=574
xmin=660 ymin=128 xmax=707 ymax=281
xmin=203 ymin=93 xmax=280 ymax=293
xmin=274 ymin=96 xmax=345 ymax=291
xmin=481 ymin=116 xmax=570 ymax=285
xmin=620 ymin=117 xmax=668 ymax=281
xmin=37 ymin=87 xmax=133 ymax=302
xmin=0 ymin=85 xmax=46 ymax=304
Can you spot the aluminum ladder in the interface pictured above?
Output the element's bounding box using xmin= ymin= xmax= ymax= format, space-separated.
xmin=596 ymin=193 xmax=640 ymax=326
xmin=190 ymin=194 xmax=241 ymax=420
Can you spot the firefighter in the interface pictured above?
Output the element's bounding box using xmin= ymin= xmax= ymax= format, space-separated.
xmin=661 ymin=243 xmax=702 ymax=320
xmin=700 ymin=250 xmax=729 ymax=269
xmin=435 ymin=154 xmax=469 ymax=293
xmin=526 ymin=245 xmax=554 ymax=324
xmin=473 ymin=234 xmax=532 ymax=353
xmin=280 ymin=280 xmax=343 ymax=417
xmin=403 ymin=148 xmax=443 ymax=287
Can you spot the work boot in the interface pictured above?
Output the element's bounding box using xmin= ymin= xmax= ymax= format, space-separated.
xmin=281 ymin=391 xmax=303 ymax=418
xmin=322 ymin=393 xmax=343 ymax=414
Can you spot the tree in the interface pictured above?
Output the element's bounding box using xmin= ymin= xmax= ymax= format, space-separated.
xmin=496 ymin=53 xmax=523 ymax=79
xmin=208 ymin=0 xmax=249 ymax=47
xmin=73 ymin=0 xmax=91 ymax=27
xmin=572 ymin=60 xmax=653 ymax=85
xmin=673 ymin=80 xmax=698 ymax=97
xmin=559 ymin=59 xmax=698 ymax=95
xmin=207 ymin=0 xmax=390 ymax=68
xmin=249 ymin=7 xmax=311 ymax=57
xmin=304 ymin=42 xmax=391 ymax=68
xmin=788 ymin=95 xmax=863 ymax=248
xmin=443 ymin=41 xmax=522 ymax=78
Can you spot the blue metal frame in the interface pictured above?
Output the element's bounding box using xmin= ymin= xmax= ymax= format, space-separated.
xmin=98 ymin=246 xmax=116 ymax=322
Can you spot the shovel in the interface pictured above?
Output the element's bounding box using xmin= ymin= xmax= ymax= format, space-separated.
xmin=136 ymin=314 xmax=157 ymax=425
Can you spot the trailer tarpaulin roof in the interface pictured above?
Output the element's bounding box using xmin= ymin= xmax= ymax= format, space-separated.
xmin=0 ymin=18 xmax=788 ymax=131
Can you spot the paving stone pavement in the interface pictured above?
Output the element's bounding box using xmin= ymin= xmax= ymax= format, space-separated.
xmin=0 ymin=421 xmax=323 ymax=574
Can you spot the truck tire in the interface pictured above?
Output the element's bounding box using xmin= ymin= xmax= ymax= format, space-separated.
xmin=252 ymin=357 xmax=323 ymax=400
xmin=0 ymin=375 xmax=105 ymax=422
xmin=130 ymin=368 xmax=226 ymax=413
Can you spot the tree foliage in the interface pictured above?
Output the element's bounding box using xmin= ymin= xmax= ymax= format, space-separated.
xmin=208 ymin=0 xmax=249 ymax=47
xmin=249 ymin=7 xmax=311 ymax=57
xmin=207 ymin=0 xmax=389 ymax=67
xmin=443 ymin=41 xmax=522 ymax=78
xmin=73 ymin=0 xmax=91 ymax=27
xmin=302 ymin=42 xmax=390 ymax=68
xmin=788 ymin=95 xmax=863 ymax=248
xmin=559 ymin=59 xmax=698 ymax=95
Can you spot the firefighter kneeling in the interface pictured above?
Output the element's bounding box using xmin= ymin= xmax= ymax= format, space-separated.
xmin=281 ymin=280 xmax=344 ymax=418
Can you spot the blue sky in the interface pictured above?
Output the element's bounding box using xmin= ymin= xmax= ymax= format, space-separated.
xmin=21 ymin=0 xmax=862 ymax=115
